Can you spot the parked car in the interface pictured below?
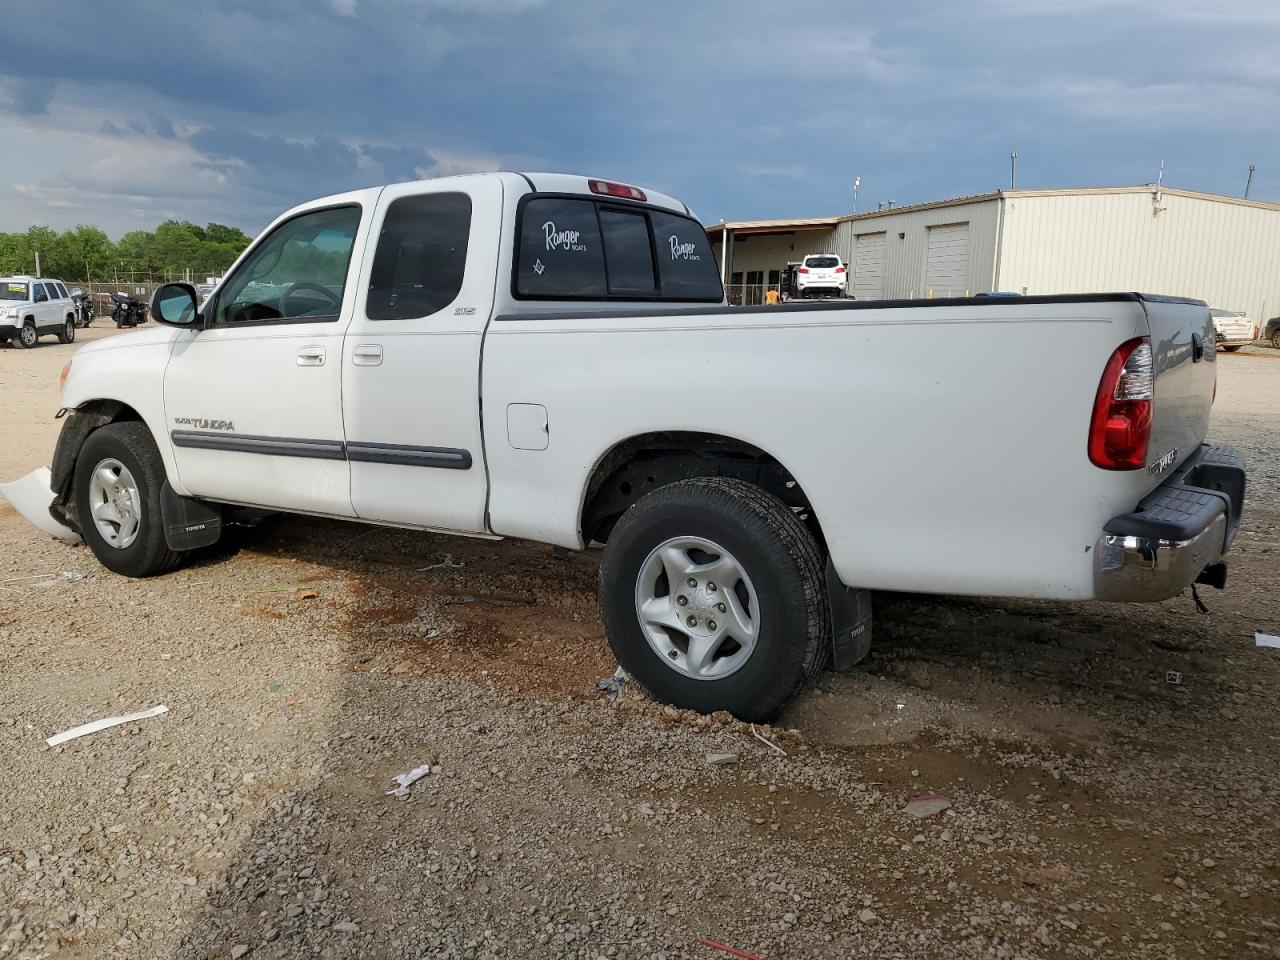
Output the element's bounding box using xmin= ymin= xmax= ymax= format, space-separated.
xmin=1263 ymin=315 xmax=1280 ymax=350
xmin=6 ymin=172 xmax=1245 ymax=721
xmin=0 ymin=276 xmax=77 ymax=348
xmin=1210 ymin=308 xmax=1257 ymax=352
xmin=795 ymin=253 xmax=847 ymax=298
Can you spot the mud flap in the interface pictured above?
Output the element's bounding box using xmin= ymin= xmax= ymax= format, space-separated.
xmin=160 ymin=482 xmax=222 ymax=550
xmin=826 ymin=559 xmax=872 ymax=671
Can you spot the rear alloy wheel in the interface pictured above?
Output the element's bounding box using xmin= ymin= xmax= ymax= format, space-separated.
xmin=57 ymin=317 xmax=76 ymax=344
xmin=600 ymin=477 xmax=829 ymax=721
xmin=1272 ymin=330 xmax=1280 ymax=350
xmin=17 ymin=322 xmax=38 ymax=348
xmin=73 ymin=422 xmax=189 ymax=577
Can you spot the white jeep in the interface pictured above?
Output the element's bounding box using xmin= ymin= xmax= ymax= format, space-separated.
xmin=1 ymin=276 xmax=78 ymax=348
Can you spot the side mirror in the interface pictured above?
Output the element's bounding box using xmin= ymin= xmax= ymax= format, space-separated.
xmin=151 ymin=283 xmax=201 ymax=327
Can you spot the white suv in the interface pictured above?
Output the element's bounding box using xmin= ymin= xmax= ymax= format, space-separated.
xmin=1 ymin=276 xmax=77 ymax=348
xmin=796 ymin=254 xmax=847 ymax=299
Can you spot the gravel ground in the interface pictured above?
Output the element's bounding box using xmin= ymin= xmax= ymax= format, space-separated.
xmin=1 ymin=330 xmax=1278 ymax=960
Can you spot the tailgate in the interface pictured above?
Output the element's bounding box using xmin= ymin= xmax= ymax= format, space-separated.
xmin=1140 ymin=296 xmax=1216 ymax=496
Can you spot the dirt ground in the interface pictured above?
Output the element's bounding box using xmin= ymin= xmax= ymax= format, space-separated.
xmin=1 ymin=328 xmax=1278 ymax=960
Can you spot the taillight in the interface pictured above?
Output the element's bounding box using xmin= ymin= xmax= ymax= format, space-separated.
xmin=797 ymin=267 xmax=810 ymax=274
xmin=835 ymin=266 xmax=846 ymax=273
xmin=1088 ymin=337 xmax=1153 ymax=470
xmin=588 ymin=179 xmax=647 ymax=202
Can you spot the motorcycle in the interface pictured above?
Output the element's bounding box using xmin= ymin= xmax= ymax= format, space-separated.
xmin=69 ymin=289 xmax=94 ymax=327
xmin=111 ymin=293 xmax=147 ymax=328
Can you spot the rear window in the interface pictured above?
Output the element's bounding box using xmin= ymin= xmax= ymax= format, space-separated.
xmin=516 ymin=198 xmax=608 ymax=298
xmin=650 ymin=211 xmax=722 ymax=300
xmin=599 ymin=209 xmax=655 ymax=294
xmin=804 ymin=256 xmax=840 ymax=268
xmin=515 ymin=197 xmax=722 ymax=302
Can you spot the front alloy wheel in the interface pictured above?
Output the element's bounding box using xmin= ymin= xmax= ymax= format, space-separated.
xmin=73 ymin=421 xmax=189 ymax=577
xmin=87 ymin=457 xmax=142 ymax=548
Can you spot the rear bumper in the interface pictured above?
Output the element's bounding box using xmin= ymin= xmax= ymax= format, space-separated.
xmin=1093 ymin=444 xmax=1246 ymax=602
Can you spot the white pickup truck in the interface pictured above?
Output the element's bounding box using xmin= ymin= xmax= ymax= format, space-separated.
xmin=16 ymin=172 xmax=1246 ymax=720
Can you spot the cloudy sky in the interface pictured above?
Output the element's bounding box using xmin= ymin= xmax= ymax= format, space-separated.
xmin=2 ymin=0 xmax=1277 ymax=237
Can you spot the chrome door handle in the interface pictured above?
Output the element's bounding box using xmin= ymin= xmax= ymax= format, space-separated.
xmin=296 ymin=345 xmax=326 ymax=366
xmin=352 ymin=344 xmax=383 ymax=366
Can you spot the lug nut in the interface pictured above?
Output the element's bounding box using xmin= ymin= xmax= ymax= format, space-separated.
xmin=707 ymin=582 xmax=717 ymax=592
xmin=687 ymin=578 xmax=697 ymax=588
xmin=676 ymin=595 xmax=689 ymax=606
xmin=717 ymin=602 xmax=726 ymax=613
xmin=686 ymin=616 xmax=698 ymax=628
xmin=708 ymin=620 xmax=717 ymax=631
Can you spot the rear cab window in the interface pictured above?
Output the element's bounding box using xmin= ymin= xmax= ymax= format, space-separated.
xmin=367 ymin=192 xmax=473 ymax=320
xmin=804 ymin=255 xmax=840 ymax=268
xmin=514 ymin=196 xmax=722 ymax=302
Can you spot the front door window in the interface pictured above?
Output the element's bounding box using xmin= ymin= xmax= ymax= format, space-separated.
xmin=214 ymin=205 xmax=361 ymax=326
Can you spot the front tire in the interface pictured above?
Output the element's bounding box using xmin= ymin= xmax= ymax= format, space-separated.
xmin=1272 ymin=330 xmax=1280 ymax=350
xmin=57 ymin=317 xmax=76 ymax=344
xmin=17 ymin=322 xmax=38 ymax=348
xmin=73 ymin=422 xmax=188 ymax=577
xmin=599 ymin=477 xmax=829 ymax=721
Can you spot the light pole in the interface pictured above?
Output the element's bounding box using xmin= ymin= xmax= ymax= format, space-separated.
xmin=853 ymin=176 xmax=861 ymax=213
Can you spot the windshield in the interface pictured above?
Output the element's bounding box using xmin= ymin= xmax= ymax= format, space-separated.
xmin=2 ymin=282 xmax=30 ymax=301
xmin=805 ymin=256 xmax=840 ymax=268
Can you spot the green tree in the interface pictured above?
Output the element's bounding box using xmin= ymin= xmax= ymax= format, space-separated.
xmin=0 ymin=219 xmax=252 ymax=282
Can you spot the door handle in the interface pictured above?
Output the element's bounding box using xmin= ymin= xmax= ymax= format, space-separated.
xmin=296 ymin=345 xmax=326 ymax=366
xmin=352 ymin=344 xmax=383 ymax=366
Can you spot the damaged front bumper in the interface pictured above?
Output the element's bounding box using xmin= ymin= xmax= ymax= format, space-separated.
xmin=1093 ymin=444 xmax=1246 ymax=602
xmin=0 ymin=467 xmax=81 ymax=542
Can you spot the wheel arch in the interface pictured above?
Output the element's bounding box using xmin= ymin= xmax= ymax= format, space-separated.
xmin=49 ymin=399 xmax=150 ymax=531
xmin=579 ymin=430 xmax=827 ymax=550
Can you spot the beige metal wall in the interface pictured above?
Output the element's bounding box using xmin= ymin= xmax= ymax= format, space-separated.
xmin=996 ymin=189 xmax=1280 ymax=322
xmin=830 ymin=198 xmax=1001 ymax=299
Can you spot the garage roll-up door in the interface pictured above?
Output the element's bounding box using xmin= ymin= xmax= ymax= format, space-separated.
xmin=924 ymin=222 xmax=969 ymax=298
xmin=853 ymin=232 xmax=886 ymax=300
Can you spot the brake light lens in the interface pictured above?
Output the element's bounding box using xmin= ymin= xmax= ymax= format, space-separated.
xmin=588 ymin=179 xmax=647 ymax=202
xmin=1088 ymin=337 xmax=1153 ymax=470
xmin=797 ymin=267 xmax=810 ymax=274
xmin=835 ymin=266 xmax=846 ymax=273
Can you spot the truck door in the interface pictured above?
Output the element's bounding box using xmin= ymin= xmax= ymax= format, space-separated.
xmin=162 ymin=194 xmax=377 ymax=515
xmin=341 ymin=178 xmax=500 ymax=534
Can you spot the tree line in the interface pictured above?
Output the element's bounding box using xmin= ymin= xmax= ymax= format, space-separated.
xmin=0 ymin=221 xmax=254 ymax=283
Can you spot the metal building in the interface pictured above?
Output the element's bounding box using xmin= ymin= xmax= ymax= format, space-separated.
xmin=708 ymin=185 xmax=1280 ymax=326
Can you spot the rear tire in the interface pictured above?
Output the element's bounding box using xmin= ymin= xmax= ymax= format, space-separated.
xmin=73 ymin=422 xmax=189 ymax=577
xmin=599 ymin=477 xmax=829 ymax=722
xmin=17 ymin=321 xmax=38 ymax=348
xmin=57 ymin=317 xmax=75 ymax=344
xmin=1270 ymin=330 xmax=1280 ymax=350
